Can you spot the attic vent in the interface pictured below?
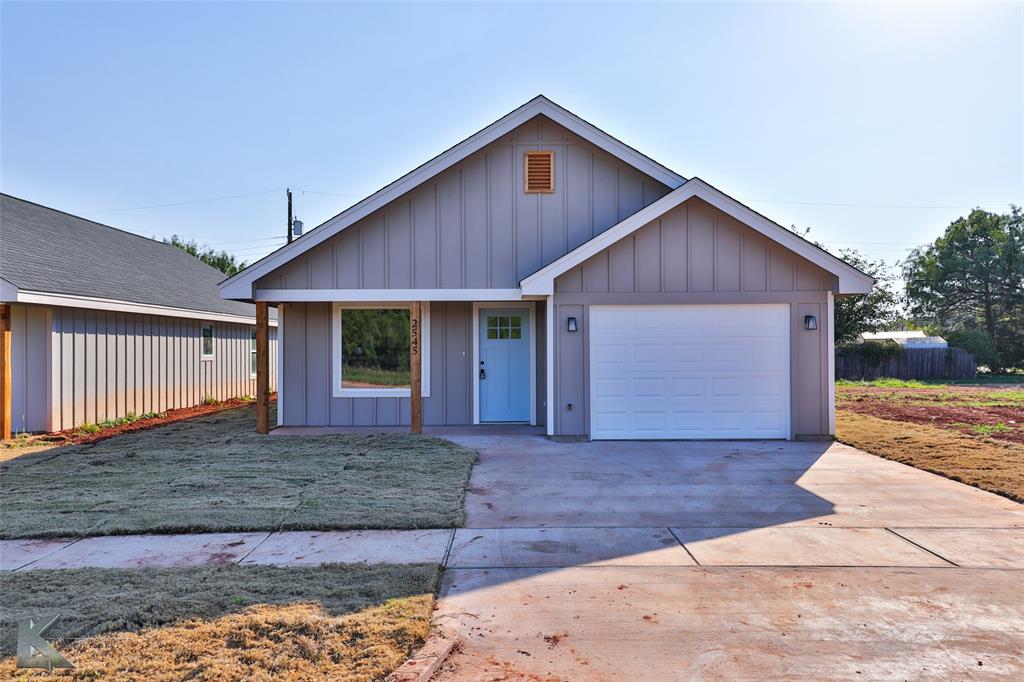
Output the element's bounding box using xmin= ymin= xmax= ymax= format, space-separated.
xmin=524 ymin=151 xmax=555 ymax=193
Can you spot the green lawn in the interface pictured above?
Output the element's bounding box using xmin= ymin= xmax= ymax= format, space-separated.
xmin=837 ymin=375 xmax=1024 ymax=388
xmin=0 ymin=405 xmax=477 ymax=538
xmin=0 ymin=563 xmax=439 ymax=680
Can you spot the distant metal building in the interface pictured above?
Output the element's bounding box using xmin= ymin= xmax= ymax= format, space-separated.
xmin=0 ymin=194 xmax=277 ymax=435
xmin=859 ymin=331 xmax=949 ymax=349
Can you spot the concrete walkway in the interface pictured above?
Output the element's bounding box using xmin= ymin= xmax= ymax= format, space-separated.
xmin=432 ymin=436 xmax=1024 ymax=680
xmin=1 ymin=529 xmax=456 ymax=571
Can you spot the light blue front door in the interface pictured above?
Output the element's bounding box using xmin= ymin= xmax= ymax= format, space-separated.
xmin=479 ymin=308 xmax=530 ymax=422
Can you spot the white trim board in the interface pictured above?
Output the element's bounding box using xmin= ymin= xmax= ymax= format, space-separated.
xmin=219 ymin=95 xmax=686 ymax=300
xmin=330 ymin=302 xmax=431 ymax=398
xmin=545 ymin=297 xmax=554 ymax=436
xmin=258 ymin=288 xmax=522 ymax=302
xmin=472 ymin=301 xmax=537 ymax=426
xmin=827 ymin=291 xmax=836 ymax=436
xmin=6 ymin=289 xmax=276 ymax=326
xmin=520 ymin=178 xmax=875 ymax=296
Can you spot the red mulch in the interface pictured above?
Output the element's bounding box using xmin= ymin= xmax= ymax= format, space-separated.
xmin=28 ymin=395 xmax=277 ymax=447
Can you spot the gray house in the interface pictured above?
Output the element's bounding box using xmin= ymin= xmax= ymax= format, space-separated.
xmin=0 ymin=194 xmax=277 ymax=436
xmin=222 ymin=96 xmax=871 ymax=440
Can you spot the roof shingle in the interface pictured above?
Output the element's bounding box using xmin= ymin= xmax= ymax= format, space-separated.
xmin=0 ymin=194 xmax=269 ymax=319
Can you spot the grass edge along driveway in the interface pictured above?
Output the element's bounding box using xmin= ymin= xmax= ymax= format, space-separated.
xmin=836 ymin=379 xmax=1024 ymax=503
xmin=1 ymin=405 xmax=477 ymax=539
xmin=0 ymin=562 xmax=439 ymax=681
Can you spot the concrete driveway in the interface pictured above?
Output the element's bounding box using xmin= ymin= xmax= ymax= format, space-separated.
xmin=433 ymin=437 xmax=1024 ymax=680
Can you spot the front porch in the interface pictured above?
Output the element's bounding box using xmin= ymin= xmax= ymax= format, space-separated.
xmin=269 ymin=424 xmax=546 ymax=437
xmin=253 ymin=298 xmax=549 ymax=435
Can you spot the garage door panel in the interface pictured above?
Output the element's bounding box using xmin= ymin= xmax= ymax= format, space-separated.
xmin=589 ymin=304 xmax=790 ymax=440
xmin=633 ymin=378 xmax=668 ymax=397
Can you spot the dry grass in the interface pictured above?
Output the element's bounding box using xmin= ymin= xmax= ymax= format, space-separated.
xmin=837 ymin=411 xmax=1024 ymax=503
xmin=0 ymin=563 xmax=438 ymax=681
xmin=0 ymin=405 xmax=477 ymax=539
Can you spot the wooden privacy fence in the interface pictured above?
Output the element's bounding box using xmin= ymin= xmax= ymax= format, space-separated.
xmin=835 ymin=347 xmax=977 ymax=381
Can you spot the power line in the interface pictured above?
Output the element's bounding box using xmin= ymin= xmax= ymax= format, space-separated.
xmin=78 ymin=188 xmax=285 ymax=214
xmin=745 ymin=198 xmax=1012 ymax=211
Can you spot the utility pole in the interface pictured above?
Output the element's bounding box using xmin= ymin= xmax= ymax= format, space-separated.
xmin=287 ymin=188 xmax=293 ymax=244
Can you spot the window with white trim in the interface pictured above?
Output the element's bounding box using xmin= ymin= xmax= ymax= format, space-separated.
xmin=332 ymin=303 xmax=430 ymax=397
xmin=250 ymin=328 xmax=257 ymax=376
xmin=201 ymin=324 xmax=214 ymax=358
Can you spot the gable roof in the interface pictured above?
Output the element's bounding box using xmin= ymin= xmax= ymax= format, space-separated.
xmin=220 ymin=95 xmax=686 ymax=300
xmin=520 ymin=178 xmax=875 ymax=295
xmin=1 ymin=194 xmax=274 ymax=323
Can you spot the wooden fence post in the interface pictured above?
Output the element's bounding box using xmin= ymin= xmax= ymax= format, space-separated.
xmin=256 ymin=301 xmax=270 ymax=434
xmin=0 ymin=304 xmax=10 ymax=441
xmin=410 ymin=301 xmax=422 ymax=434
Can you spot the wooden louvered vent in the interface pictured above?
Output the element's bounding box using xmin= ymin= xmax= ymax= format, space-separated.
xmin=524 ymin=151 xmax=555 ymax=193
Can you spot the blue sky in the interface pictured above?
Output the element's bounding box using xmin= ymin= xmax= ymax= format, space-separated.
xmin=2 ymin=1 xmax=1021 ymax=273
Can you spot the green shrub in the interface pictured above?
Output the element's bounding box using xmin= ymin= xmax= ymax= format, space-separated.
xmin=947 ymin=329 xmax=999 ymax=370
xmin=201 ymin=395 xmax=220 ymax=406
xmin=838 ymin=339 xmax=903 ymax=367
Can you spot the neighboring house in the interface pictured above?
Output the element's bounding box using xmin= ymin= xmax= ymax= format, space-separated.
xmin=222 ymin=96 xmax=872 ymax=440
xmin=0 ymin=194 xmax=277 ymax=436
xmin=859 ymin=331 xmax=948 ymax=349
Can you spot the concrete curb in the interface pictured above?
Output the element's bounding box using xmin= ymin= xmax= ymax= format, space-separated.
xmin=388 ymin=625 xmax=459 ymax=682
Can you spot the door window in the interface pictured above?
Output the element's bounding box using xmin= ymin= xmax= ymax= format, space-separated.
xmin=486 ymin=315 xmax=522 ymax=340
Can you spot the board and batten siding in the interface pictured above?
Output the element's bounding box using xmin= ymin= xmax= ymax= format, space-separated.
xmin=257 ymin=116 xmax=672 ymax=292
xmin=552 ymin=197 xmax=835 ymax=439
xmin=8 ymin=304 xmax=51 ymax=433
xmin=278 ymin=301 xmax=545 ymax=427
xmin=8 ymin=303 xmax=277 ymax=433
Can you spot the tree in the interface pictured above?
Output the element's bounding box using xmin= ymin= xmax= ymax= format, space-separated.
xmin=903 ymin=207 xmax=1024 ymax=370
xmin=831 ymin=249 xmax=900 ymax=343
xmin=788 ymin=227 xmax=900 ymax=343
xmin=165 ymin=235 xmax=247 ymax=277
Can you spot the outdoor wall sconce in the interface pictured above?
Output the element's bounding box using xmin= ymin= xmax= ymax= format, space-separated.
xmin=804 ymin=315 xmax=818 ymax=331
xmin=567 ymin=316 xmax=578 ymax=332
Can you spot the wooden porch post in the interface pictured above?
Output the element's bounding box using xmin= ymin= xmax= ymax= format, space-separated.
xmin=410 ymin=301 xmax=422 ymax=434
xmin=0 ymin=304 xmax=10 ymax=441
xmin=256 ymin=301 xmax=270 ymax=434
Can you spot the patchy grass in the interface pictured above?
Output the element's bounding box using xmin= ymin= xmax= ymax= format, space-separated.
xmin=837 ymin=383 xmax=1024 ymax=444
xmin=836 ymin=378 xmax=931 ymax=389
xmin=0 ymin=563 xmax=438 ymax=680
xmin=836 ymin=411 xmax=1024 ymax=503
xmin=0 ymin=405 xmax=477 ymax=539
xmin=837 ymin=375 xmax=1024 ymax=387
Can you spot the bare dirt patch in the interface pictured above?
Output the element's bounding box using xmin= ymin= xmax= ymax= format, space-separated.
xmin=836 ymin=411 xmax=1024 ymax=502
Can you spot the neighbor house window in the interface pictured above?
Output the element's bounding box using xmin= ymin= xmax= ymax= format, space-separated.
xmin=331 ymin=303 xmax=430 ymax=397
xmin=201 ymin=324 xmax=214 ymax=358
xmin=250 ymin=329 xmax=257 ymax=376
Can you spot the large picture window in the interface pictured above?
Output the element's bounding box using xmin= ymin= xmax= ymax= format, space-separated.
xmin=332 ymin=304 xmax=430 ymax=397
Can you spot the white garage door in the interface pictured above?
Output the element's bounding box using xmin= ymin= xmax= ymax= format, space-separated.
xmin=589 ymin=304 xmax=790 ymax=440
